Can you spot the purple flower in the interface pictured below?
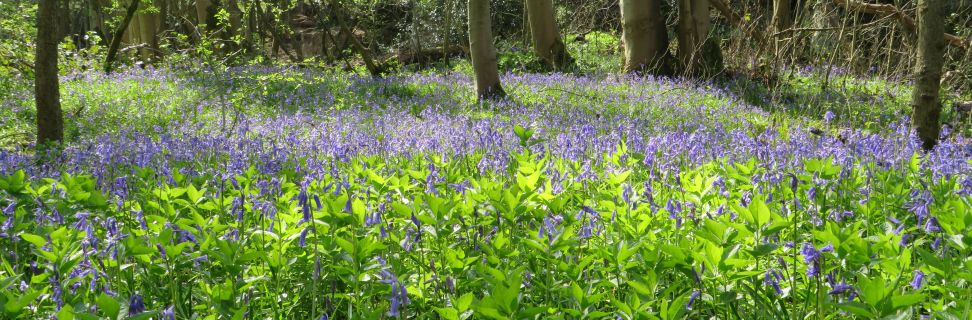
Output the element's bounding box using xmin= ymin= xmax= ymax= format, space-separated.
xmin=924 ymin=217 xmax=941 ymax=233
xmin=900 ymin=233 xmax=911 ymax=247
xmin=685 ymin=290 xmax=701 ymax=310
xmin=911 ymin=270 xmax=925 ymax=290
xmin=906 ymin=189 xmax=932 ymax=223
xmin=824 ymin=111 xmax=836 ymax=123
xmin=801 ymin=243 xmax=825 ymax=277
xmin=128 ymin=294 xmax=145 ymax=315
xmin=299 ymin=227 xmax=310 ymax=247
xmin=1 ymin=202 xmax=14 ymax=216
xmin=162 ymin=305 xmax=175 ymax=320
xmin=763 ymin=270 xmax=783 ymax=294
xmin=828 ymin=281 xmax=853 ymax=295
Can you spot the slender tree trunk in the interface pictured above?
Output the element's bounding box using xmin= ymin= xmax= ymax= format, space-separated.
xmin=526 ymin=0 xmax=574 ymax=71
xmin=677 ymin=0 xmax=722 ymax=77
xmin=620 ymin=0 xmax=672 ymax=75
xmin=330 ymin=0 xmax=383 ymax=77
xmin=911 ymin=0 xmax=945 ymax=151
xmin=36 ymin=0 xmax=64 ymax=146
xmin=104 ymin=0 xmax=140 ymax=74
xmin=442 ymin=0 xmax=452 ymax=65
xmin=468 ymin=0 xmax=505 ymax=100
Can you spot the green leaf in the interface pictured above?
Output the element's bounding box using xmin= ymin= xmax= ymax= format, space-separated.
xmin=96 ymin=294 xmax=120 ymax=320
xmin=859 ymin=276 xmax=888 ymax=307
xmin=748 ymin=243 xmax=778 ymax=257
xmin=456 ymin=293 xmax=474 ymax=312
xmin=836 ymin=302 xmax=875 ymax=318
xmin=436 ymin=308 xmax=459 ymax=320
xmin=749 ymin=197 xmax=770 ymax=227
xmin=4 ymin=290 xmax=41 ymax=313
xmin=891 ymin=293 xmax=925 ymax=309
xmin=19 ymin=233 xmax=47 ymax=248
xmin=56 ymin=304 xmax=75 ymax=320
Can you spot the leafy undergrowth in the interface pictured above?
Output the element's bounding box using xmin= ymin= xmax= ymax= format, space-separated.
xmin=1 ymin=66 xmax=971 ymax=319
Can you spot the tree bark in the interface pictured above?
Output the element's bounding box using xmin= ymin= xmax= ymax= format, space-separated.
xmin=36 ymin=0 xmax=64 ymax=145
xmin=677 ymin=0 xmax=722 ymax=77
xmin=136 ymin=1 xmax=161 ymax=63
xmin=468 ymin=0 xmax=505 ymax=100
xmin=195 ymin=0 xmax=213 ymax=30
xmin=104 ymin=0 xmax=140 ymax=74
xmin=911 ymin=0 xmax=945 ymax=151
xmin=772 ymin=0 xmax=792 ymax=34
xmin=620 ymin=0 xmax=672 ymax=75
xmin=526 ymin=0 xmax=573 ymax=71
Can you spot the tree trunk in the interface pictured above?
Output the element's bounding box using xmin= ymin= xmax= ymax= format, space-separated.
xmin=136 ymin=2 xmax=160 ymax=63
xmin=620 ymin=0 xmax=672 ymax=75
xmin=911 ymin=0 xmax=945 ymax=151
xmin=227 ymin=0 xmax=247 ymax=53
xmin=36 ymin=0 xmax=64 ymax=146
xmin=677 ymin=0 xmax=722 ymax=77
xmin=771 ymin=0 xmax=792 ymax=34
xmin=526 ymin=0 xmax=573 ymax=71
xmin=195 ymin=0 xmax=213 ymax=30
xmin=104 ymin=0 xmax=140 ymax=74
xmin=330 ymin=0 xmax=383 ymax=77
xmin=468 ymin=0 xmax=505 ymax=100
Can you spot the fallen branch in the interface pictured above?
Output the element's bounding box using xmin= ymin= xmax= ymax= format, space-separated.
xmin=832 ymin=0 xmax=967 ymax=48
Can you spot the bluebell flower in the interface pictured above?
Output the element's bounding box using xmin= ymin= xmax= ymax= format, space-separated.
xmin=162 ymin=305 xmax=175 ymax=320
xmin=911 ymin=270 xmax=925 ymax=290
xmin=924 ymin=217 xmax=941 ymax=233
xmin=906 ymin=189 xmax=932 ymax=223
xmin=129 ymin=294 xmax=145 ymax=315
xmin=299 ymin=227 xmax=310 ymax=247
xmin=824 ymin=111 xmax=836 ymax=123
xmin=2 ymin=202 xmax=14 ymax=216
xmin=828 ymin=281 xmax=853 ymax=295
xmin=899 ymin=233 xmax=911 ymax=247
xmin=685 ymin=290 xmax=701 ymax=310
xmin=50 ymin=274 xmax=64 ymax=311
xmin=763 ymin=270 xmax=783 ymax=294
xmin=801 ymin=243 xmax=824 ymax=277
